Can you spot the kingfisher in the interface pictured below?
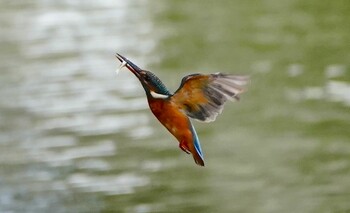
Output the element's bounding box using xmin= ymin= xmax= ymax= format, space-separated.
xmin=115 ymin=53 xmax=249 ymax=166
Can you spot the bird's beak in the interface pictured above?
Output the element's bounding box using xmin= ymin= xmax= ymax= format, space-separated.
xmin=115 ymin=53 xmax=142 ymax=78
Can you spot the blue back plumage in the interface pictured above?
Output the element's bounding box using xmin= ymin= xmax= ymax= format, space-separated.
xmin=189 ymin=121 xmax=204 ymax=161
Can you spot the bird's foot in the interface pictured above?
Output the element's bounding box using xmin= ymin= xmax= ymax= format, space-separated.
xmin=179 ymin=142 xmax=190 ymax=154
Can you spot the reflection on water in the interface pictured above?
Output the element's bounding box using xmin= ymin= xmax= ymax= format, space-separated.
xmin=1 ymin=0 xmax=350 ymax=212
xmin=28 ymin=140 xmax=116 ymax=166
xmin=327 ymin=80 xmax=350 ymax=106
xmin=68 ymin=173 xmax=149 ymax=195
xmin=286 ymin=64 xmax=350 ymax=107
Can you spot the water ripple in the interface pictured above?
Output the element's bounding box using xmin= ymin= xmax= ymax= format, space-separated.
xmin=30 ymin=140 xmax=116 ymax=167
xmin=68 ymin=173 xmax=149 ymax=195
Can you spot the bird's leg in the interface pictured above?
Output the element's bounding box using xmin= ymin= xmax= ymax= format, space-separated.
xmin=179 ymin=140 xmax=190 ymax=154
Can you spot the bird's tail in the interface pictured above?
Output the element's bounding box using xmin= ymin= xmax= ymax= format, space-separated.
xmin=189 ymin=121 xmax=205 ymax=166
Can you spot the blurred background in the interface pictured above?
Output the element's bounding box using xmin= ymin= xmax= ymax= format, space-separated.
xmin=0 ymin=0 xmax=349 ymax=212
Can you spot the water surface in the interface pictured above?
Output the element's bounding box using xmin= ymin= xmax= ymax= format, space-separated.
xmin=0 ymin=0 xmax=349 ymax=212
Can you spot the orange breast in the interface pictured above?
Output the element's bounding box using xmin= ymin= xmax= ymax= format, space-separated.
xmin=148 ymin=99 xmax=192 ymax=144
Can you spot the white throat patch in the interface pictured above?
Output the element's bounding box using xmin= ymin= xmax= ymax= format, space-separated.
xmin=150 ymin=91 xmax=169 ymax=99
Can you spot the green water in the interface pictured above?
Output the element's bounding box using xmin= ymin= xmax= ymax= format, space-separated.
xmin=0 ymin=0 xmax=349 ymax=212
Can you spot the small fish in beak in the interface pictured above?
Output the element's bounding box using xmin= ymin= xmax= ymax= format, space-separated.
xmin=116 ymin=60 xmax=127 ymax=75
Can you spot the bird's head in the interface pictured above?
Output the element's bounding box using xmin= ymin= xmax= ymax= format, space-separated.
xmin=115 ymin=53 xmax=171 ymax=99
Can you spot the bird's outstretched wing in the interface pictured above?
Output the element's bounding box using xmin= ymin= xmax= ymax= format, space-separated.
xmin=171 ymin=73 xmax=249 ymax=122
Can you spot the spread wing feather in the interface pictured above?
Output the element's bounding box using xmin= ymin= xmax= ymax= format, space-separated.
xmin=171 ymin=73 xmax=249 ymax=122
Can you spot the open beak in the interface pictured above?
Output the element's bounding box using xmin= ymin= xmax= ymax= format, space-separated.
xmin=115 ymin=53 xmax=142 ymax=77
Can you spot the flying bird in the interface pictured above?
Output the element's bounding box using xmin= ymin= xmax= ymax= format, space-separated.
xmin=115 ymin=53 xmax=249 ymax=166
